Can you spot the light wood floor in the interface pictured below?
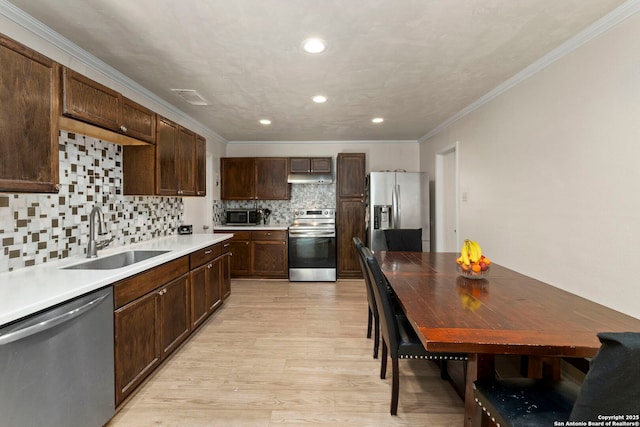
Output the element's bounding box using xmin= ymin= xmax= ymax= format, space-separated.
xmin=107 ymin=279 xmax=464 ymax=426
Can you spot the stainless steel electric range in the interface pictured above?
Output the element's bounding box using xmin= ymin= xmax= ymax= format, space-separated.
xmin=288 ymin=208 xmax=337 ymax=282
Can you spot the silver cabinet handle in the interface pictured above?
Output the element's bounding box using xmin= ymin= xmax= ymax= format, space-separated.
xmin=120 ymin=125 xmax=127 ymax=132
xmin=205 ymin=250 xmax=212 ymax=254
xmin=0 ymin=293 xmax=109 ymax=345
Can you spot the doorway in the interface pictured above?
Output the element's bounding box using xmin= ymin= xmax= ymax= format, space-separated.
xmin=435 ymin=143 xmax=459 ymax=252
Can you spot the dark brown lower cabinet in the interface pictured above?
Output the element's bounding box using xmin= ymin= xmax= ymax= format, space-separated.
xmin=189 ymin=241 xmax=231 ymax=329
xmin=221 ymin=242 xmax=231 ymax=299
xmin=114 ymin=290 xmax=160 ymax=405
xmin=159 ymin=274 xmax=191 ymax=357
xmin=337 ymin=198 xmax=366 ymax=278
xmin=226 ymin=231 xmax=251 ymax=276
xmin=217 ymin=230 xmax=287 ymax=278
xmin=113 ymin=256 xmax=190 ymax=406
xmin=113 ymin=240 xmax=232 ymax=407
xmin=190 ymin=265 xmax=208 ymax=328
xmin=252 ymin=240 xmax=287 ymax=277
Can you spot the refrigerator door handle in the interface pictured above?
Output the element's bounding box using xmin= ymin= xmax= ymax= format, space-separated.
xmin=392 ymin=183 xmax=400 ymax=229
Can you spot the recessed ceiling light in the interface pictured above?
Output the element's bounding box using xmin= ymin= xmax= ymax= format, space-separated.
xmin=312 ymin=95 xmax=327 ymax=103
xmin=372 ymin=117 xmax=384 ymax=124
xmin=259 ymin=119 xmax=272 ymax=125
xmin=302 ymin=38 xmax=327 ymax=54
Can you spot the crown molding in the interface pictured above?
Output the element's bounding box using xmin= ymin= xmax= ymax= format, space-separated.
xmin=0 ymin=0 xmax=226 ymax=143
xmin=419 ymin=0 xmax=640 ymax=144
xmin=227 ymin=139 xmax=418 ymax=144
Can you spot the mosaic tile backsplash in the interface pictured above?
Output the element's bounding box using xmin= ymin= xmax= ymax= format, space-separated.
xmin=0 ymin=130 xmax=183 ymax=273
xmin=217 ymin=183 xmax=336 ymax=225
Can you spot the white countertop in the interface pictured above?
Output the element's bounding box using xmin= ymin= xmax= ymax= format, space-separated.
xmin=214 ymin=224 xmax=289 ymax=231
xmin=0 ymin=233 xmax=233 ymax=326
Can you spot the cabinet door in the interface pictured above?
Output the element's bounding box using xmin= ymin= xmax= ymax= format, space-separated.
xmin=311 ymin=157 xmax=332 ymax=173
xmin=0 ymin=35 xmax=60 ymax=193
xmin=190 ymin=265 xmax=208 ymax=329
xmin=337 ymin=153 xmax=366 ymax=198
xmin=176 ymin=127 xmax=196 ymax=196
xmin=252 ymin=240 xmax=288 ymax=278
xmin=220 ymin=157 xmax=255 ymax=200
xmin=255 ymin=157 xmax=289 ymax=200
xmin=289 ymin=158 xmax=311 ymax=173
xmin=206 ymin=260 xmax=222 ymax=312
xmin=195 ymin=134 xmax=206 ymax=196
xmin=156 ymin=116 xmax=178 ymax=195
xmin=121 ymin=97 xmax=156 ymax=143
xmin=159 ymin=274 xmax=191 ymax=358
xmin=62 ymin=67 xmax=120 ymax=131
xmin=229 ymin=239 xmax=251 ymax=276
xmin=114 ymin=291 xmax=161 ymax=406
xmin=337 ymin=198 xmax=366 ymax=278
xmin=221 ymin=251 xmax=231 ymax=300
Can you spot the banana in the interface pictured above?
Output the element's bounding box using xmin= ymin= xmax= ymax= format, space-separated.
xmin=468 ymin=240 xmax=482 ymax=262
xmin=462 ymin=239 xmax=482 ymax=263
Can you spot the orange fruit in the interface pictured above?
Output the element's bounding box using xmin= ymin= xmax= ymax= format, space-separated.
xmin=471 ymin=264 xmax=481 ymax=273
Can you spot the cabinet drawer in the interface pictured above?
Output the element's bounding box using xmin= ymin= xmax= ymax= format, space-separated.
xmin=114 ymin=256 xmax=189 ymax=308
xmin=190 ymin=243 xmax=221 ymax=268
xmin=223 ymin=230 xmax=251 ymax=241
xmin=221 ymin=240 xmax=231 ymax=254
xmin=251 ymin=230 xmax=286 ymax=241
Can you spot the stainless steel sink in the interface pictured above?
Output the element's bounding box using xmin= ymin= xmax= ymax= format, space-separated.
xmin=63 ymin=250 xmax=171 ymax=270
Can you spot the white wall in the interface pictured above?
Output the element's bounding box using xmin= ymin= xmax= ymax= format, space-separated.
xmin=421 ymin=13 xmax=640 ymax=319
xmin=226 ymin=141 xmax=421 ymax=173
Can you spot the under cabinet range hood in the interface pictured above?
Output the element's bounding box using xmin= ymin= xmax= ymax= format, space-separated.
xmin=287 ymin=172 xmax=333 ymax=184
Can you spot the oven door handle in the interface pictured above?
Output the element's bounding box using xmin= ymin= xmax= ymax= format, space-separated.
xmin=288 ymin=230 xmax=336 ymax=237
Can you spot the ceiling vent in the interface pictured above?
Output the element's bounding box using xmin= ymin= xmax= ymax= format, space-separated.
xmin=170 ymin=89 xmax=208 ymax=106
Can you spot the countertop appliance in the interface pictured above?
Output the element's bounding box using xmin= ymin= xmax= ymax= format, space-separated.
xmin=178 ymin=224 xmax=193 ymax=234
xmin=288 ymin=208 xmax=337 ymax=281
xmin=0 ymin=286 xmax=115 ymax=427
xmin=225 ymin=209 xmax=259 ymax=225
xmin=366 ymin=171 xmax=430 ymax=252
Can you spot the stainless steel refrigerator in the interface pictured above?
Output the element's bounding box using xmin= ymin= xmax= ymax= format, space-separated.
xmin=366 ymin=171 xmax=430 ymax=251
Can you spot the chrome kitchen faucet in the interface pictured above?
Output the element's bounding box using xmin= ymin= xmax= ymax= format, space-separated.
xmin=87 ymin=206 xmax=113 ymax=258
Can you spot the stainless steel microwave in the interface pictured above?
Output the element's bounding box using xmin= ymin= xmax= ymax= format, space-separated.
xmin=225 ymin=209 xmax=259 ymax=225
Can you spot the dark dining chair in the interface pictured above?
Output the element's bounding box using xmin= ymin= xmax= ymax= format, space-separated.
xmin=383 ymin=228 xmax=422 ymax=251
xmin=473 ymin=332 xmax=640 ymax=427
xmin=362 ymin=246 xmax=467 ymax=415
xmin=353 ymin=237 xmax=380 ymax=359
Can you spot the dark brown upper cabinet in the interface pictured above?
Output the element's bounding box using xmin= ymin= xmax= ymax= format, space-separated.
xmin=195 ymin=134 xmax=206 ymax=196
xmin=289 ymin=157 xmax=332 ymax=174
xmin=155 ymin=116 xmax=197 ymax=196
xmin=0 ymin=33 xmax=60 ymax=193
xmin=220 ymin=157 xmax=290 ymax=200
xmin=62 ymin=67 xmax=156 ymax=143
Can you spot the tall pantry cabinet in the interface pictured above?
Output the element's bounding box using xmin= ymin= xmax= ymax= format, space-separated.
xmin=336 ymin=153 xmax=366 ymax=279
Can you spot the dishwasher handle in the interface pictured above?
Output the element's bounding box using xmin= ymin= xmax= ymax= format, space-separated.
xmin=0 ymin=292 xmax=110 ymax=346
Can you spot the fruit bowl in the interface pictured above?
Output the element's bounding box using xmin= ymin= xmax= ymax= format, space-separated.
xmin=456 ymin=239 xmax=491 ymax=280
xmin=456 ymin=264 xmax=489 ymax=280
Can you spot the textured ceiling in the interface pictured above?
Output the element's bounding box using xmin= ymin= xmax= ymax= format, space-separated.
xmin=8 ymin=0 xmax=627 ymax=142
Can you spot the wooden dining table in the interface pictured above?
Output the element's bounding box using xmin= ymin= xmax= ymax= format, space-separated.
xmin=375 ymin=251 xmax=640 ymax=426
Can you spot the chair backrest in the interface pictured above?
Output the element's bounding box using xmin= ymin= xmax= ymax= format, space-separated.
xmin=570 ymin=332 xmax=640 ymax=420
xmin=383 ymin=228 xmax=422 ymax=251
xmin=363 ymin=246 xmax=401 ymax=357
xmin=353 ymin=237 xmax=377 ymax=312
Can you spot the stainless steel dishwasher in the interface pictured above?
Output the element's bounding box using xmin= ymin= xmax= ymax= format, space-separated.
xmin=0 ymin=286 xmax=115 ymax=427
